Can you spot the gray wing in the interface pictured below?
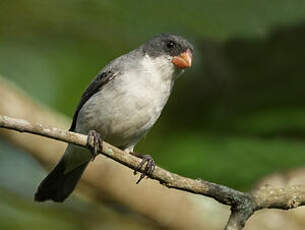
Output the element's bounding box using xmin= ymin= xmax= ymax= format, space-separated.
xmin=69 ymin=70 xmax=115 ymax=131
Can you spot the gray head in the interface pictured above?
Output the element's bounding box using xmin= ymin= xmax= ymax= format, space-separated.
xmin=142 ymin=33 xmax=193 ymax=69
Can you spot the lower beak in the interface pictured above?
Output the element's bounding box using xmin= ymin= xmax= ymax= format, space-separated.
xmin=172 ymin=49 xmax=192 ymax=69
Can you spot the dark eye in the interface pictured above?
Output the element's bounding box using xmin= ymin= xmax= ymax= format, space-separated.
xmin=166 ymin=41 xmax=176 ymax=49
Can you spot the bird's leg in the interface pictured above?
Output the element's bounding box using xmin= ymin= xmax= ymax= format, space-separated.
xmin=87 ymin=130 xmax=103 ymax=161
xmin=131 ymin=152 xmax=156 ymax=184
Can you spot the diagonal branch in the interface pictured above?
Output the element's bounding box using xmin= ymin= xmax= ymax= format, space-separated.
xmin=1 ymin=114 xmax=305 ymax=230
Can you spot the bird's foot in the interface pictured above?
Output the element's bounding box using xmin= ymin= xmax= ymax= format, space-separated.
xmin=87 ymin=130 xmax=103 ymax=160
xmin=131 ymin=153 xmax=156 ymax=184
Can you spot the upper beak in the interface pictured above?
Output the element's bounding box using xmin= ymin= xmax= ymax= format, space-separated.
xmin=172 ymin=49 xmax=192 ymax=69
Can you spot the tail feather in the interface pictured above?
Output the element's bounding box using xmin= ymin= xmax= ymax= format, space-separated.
xmin=35 ymin=158 xmax=89 ymax=202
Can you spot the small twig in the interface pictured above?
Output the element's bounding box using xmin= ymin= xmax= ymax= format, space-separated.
xmin=1 ymin=115 xmax=305 ymax=230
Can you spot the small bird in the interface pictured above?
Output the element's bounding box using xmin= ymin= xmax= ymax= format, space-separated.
xmin=35 ymin=33 xmax=193 ymax=202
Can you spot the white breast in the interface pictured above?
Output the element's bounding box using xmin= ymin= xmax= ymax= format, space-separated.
xmin=76 ymin=54 xmax=181 ymax=151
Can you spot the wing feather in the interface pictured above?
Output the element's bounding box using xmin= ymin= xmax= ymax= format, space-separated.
xmin=69 ymin=71 xmax=116 ymax=131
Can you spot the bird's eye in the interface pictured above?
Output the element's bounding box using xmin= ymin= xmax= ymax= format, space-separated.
xmin=166 ymin=41 xmax=176 ymax=49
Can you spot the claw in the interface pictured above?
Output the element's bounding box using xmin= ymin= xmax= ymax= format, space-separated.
xmin=87 ymin=130 xmax=103 ymax=160
xmin=131 ymin=154 xmax=155 ymax=184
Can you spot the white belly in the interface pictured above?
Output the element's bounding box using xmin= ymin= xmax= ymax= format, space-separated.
xmin=76 ymin=66 xmax=174 ymax=151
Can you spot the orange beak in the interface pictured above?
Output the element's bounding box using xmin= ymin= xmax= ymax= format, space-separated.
xmin=172 ymin=49 xmax=192 ymax=69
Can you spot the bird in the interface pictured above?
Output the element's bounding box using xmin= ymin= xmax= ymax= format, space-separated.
xmin=34 ymin=33 xmax=193 ymax=202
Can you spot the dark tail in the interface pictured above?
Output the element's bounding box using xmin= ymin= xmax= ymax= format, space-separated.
xmin=34 ymin=158 xmax=89 ymax=202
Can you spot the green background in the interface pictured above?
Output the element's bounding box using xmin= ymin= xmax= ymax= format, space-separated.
xmin=1 ymin=0 xmax=305 ymax=229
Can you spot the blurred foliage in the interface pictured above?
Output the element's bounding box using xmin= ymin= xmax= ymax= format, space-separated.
xmin=1 ymin=0 xmax=305 ymax=229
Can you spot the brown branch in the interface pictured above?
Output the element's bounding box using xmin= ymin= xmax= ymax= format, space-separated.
xmin=1 ymin=115 xmax=305 ymax=229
